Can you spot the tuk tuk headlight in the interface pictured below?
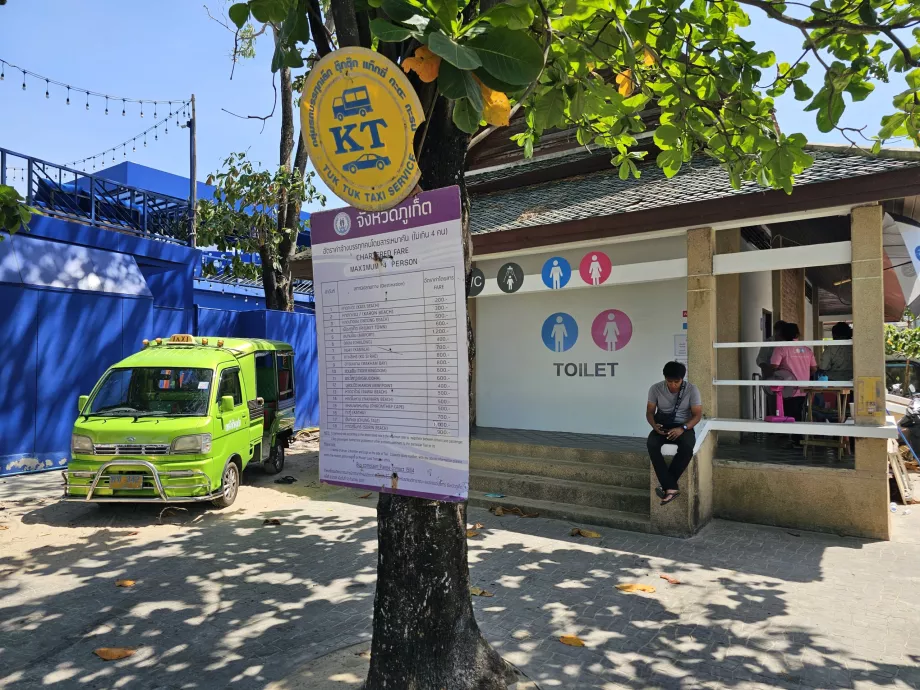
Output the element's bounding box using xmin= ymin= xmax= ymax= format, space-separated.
xmin=71 ymin=434 xmax=94 ymax=454
xmin=171 ymin=434 xmax=212 ymax=455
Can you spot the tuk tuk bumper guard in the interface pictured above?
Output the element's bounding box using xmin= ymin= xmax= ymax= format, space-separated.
xmin=62 ymin=459 xmax=223 ymax=503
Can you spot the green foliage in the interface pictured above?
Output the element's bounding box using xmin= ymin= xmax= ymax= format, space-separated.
xmin=197 ymin=152 xmax=324 ymax=280
xmin=231 ymin=0 xmax=920 ymax=194
xmin=0 ymin=184 xmax=37 ymax=239
xmin=886 ymin=324 xmax=920 ymax=359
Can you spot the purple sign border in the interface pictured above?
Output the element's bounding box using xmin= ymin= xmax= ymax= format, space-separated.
xmin=311 ymin=186 xmax=461 ymax=245
xmin=321 ymin=477 xmax=465 ymax=503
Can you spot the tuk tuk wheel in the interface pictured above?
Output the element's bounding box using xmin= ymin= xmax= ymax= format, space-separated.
xmin=212 ymin=460 xmax=240 ymax=508
xmin=264 ymin=444 xmax=285 ymax=475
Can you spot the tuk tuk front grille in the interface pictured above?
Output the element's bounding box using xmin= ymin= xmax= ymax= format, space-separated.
xmin=94 ymin=444 xmax=170 ymax=455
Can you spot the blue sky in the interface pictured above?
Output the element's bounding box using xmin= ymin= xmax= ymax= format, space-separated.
xmin=0 ymin=1 xmax=910 ymax=213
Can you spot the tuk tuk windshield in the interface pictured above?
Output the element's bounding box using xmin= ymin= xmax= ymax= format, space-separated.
xmin=87 ymin=368 xmax=215 ymax=417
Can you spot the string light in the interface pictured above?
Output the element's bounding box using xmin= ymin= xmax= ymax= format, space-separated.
xmin=140 ymin=102 xmax=144 ymax=118
xmin=0 ymin=58 xmax=188 ymax=115
xmin=66 ymin=86 xmax=70 ymax=105
xmin=105 ymin=96 xmax=109 ymax=115
xmin=122 ymin=99 xmax=126 ymax=116
xmin=85 ymin=91 xmax=90 ymax=110
xmin=66 ymin=105 xmax=184 ymax=169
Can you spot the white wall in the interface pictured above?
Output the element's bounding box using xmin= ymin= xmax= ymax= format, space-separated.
xmin=474 ymin=274 xmax=687 ymax=437
xmin=805 ymin=287 xmax=815 ymax=341
xmin=739 ymin=240 xmax=773 ymax=419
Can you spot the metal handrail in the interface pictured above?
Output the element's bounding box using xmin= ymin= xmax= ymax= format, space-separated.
xmin=2 ymin=147 xmax=190 ymax=244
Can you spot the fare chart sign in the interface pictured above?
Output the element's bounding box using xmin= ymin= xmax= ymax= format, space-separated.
xmin=311 ymin=187 xmax=470 ymax=501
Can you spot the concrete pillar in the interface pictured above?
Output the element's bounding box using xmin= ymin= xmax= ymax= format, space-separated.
xmin=716 ymin=229 xmax=742 ymax=438
xmin=850 ymin=205 xmax=889 ymax=537
xmin=851 ymin=205 xmax=885 ymax=426
xmin=651 ymin=227 xmax=715 ymax=537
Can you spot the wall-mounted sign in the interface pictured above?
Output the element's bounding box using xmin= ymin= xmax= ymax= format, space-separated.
xmin=591 ymin=309 xmax=633 ymax=351
xmin=497 ymin=262 xmax=524 ymax=293
xmin=579 ymin=251 xmax=612 ymax=286
xmin=542 ymin=256 xmax=572 ymax=289
xmin=469 ymin=267 xmax=485 ymax=297
xmin=542 ymin=312 xmax=578 ymax=352
xmin=300 ymin=47 xmax=425 ymax=211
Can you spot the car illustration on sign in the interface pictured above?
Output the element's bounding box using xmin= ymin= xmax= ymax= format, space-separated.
xmin=333 ymin=86 xmax=373 ymax=120
xmin=345 ymin=153 xmax=391 ymax=173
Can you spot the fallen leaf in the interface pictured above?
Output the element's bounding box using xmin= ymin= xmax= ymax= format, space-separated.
xmin=470 ymin=586 xmax=494 ymax=597
xmin=570 ymin=528 xmax=601 ymax=538
xmin=356 ymin=649 xmax=371 ymax=659
xmin=115 ymin=579 xmax=136 ymax=588
xmin=466 ymin=530 xmax=480 ymax=537
xmin=94 ymin=647 xmax=136 ymax=661
xmin=402 ymin=46 xmax=441 ymax=83
xmin=0 ymin=525 xmax=8 ymax=531
xmin=491 ymin=506 xmax=505 ymax=517
xmin=615 ymin=69 xmax=634 ymax=97
xmin=358 ymin=492 xmax=372 ymax=499
xmin=659 ymin=574 xmax=681 ymax=585
xmin=125 ymin=531 xmax=139 ymax=536
xmin=616 ymin=583 xmax=656 ymax=594
xmin=474 ymin=522 xmax=484 ymax=529
xmin=263 ymin=518 xmax=282 ymax=526
xmin=559 ymin=635 xmax=585 ymax=647
xmin=157 ymin=506 xmax=188 ymax=524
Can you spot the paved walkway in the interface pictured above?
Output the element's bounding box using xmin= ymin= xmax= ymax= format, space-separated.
xmin=1 ymin=446 xmax=919 ymax=689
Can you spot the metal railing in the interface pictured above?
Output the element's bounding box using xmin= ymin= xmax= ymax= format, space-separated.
xmin=1 ymin=147 xmax=190 ymax=244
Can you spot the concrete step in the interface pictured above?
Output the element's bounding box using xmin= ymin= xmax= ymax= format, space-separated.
xmin=470 ymin=469 xmax=649 ymax=515
xmin=468 ymin=491 xmax=652 ymax=533
xmin=471 ymin=452 xmax=648 ymax=490
xmin=470 ymin=438 xmax=648 ymax=469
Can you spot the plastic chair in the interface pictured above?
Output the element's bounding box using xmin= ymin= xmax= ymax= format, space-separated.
xmin=765 ymin=386 xmax=795 ymax=423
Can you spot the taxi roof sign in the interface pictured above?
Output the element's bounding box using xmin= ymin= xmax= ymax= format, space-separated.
xmin=169 ymin=334 xmax=196 ymax=343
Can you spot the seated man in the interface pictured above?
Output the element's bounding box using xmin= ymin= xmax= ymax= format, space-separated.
xmin=646 ymin=361 xmax=703 ymax=505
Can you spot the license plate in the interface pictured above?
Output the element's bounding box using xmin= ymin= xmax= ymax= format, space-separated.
xmin=109 ymin=474 xmax=143 ymax=490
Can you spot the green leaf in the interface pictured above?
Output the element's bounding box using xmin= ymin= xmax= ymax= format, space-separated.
xmin=229 ymin=2 xmax=250 ymax=29
xmin=792 ymin=80 xmax=814 ymax=101
xmin=438 ymin=62 xmax=484 ymax=112
xmin=474 ymin=68 xmax=519 ymax=94
xmin=428 ymin=32 xmax=482 ymax=70
xmin=482 ymin=2 xmax=534 ymax=29
xmin=534 ymin=87 xmax=566 ymax=130
xmin=282 ymin=48 xmax=304 ymax=68
xmin=452 ymin=97 xmax=482 ymax=133
xmin=622 ymin=93 xmax=649 ymax=112
xmin=250 ymin=0 xmax=286 ymax=23
xmin=381 ymin=0 xmax=425 ymax=22
xmin=816 ymin=91 xmax=845 ymax=133
xmin=858 ymin=1 xmax=877 ymax=26
xmin=467 ymin=28 xmax=544 ymax=85
xmin=618 ymin=161 xmax=630 ymax=180
xmin=657 ymin=149 xmax=683 ymax=178
xmin=430 ymin=0 xmax=458 ymax=33
xmin=879 ymin=112 xmax=907 ymax=139
xmin=370 ymin=18 xmax=415 ymax=41
xmin=653 ymin=124 xmax=680 ymax=148
xmin=570 ymin=85 xmax=586 ymax=120
xmin=907 ymin=69 xmax=920 ymax=91
xmin=846 ymin=80 xmax=874 ymax=102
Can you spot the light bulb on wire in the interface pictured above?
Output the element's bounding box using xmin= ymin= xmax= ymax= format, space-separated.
xmin=66 ymin=86 xmax=70 ymax=105
xmin=45 ymin=79 xmax=49 ymax=98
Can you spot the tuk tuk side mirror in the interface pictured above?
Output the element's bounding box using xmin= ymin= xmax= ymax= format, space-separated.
xmin=220 ymin=396 xmax=235 ymax=414
xmin=78 ymin=395 xmax=89 ymax=413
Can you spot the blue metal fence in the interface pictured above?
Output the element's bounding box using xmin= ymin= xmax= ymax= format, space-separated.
xmin=1 ymin=147 xmax=190 ymax=244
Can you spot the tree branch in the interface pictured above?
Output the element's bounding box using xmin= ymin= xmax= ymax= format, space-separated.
xmin=306 ymin=0 xmax=333 ymax=56
xmin=221 ymin=73 xmax=278 ymax=134
xmin=331 ymin=0 xmax=361 ymax=48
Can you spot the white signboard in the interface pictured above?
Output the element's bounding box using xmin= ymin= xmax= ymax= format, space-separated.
xmin=311 ymin=187 xmax=470 ymax=501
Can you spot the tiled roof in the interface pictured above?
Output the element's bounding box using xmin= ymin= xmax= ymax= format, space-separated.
xmin=467 ymin=148 xmax=601 ymax=186
xmin=469 ymin=149 xmax=920 ymax=236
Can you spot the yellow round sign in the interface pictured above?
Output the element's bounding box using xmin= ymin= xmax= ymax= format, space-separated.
xmin=301 ymin=47 xmax=425 ymax=212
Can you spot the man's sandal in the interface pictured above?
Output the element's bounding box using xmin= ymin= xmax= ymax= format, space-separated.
xmin=660 ymin=490 xmax=681 ymax=505
xmin=655 ymin=486 xmax=666 ymax=499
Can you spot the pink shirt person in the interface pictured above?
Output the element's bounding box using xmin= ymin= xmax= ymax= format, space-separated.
xmin=770 ymin=343 xmax=816 ymax=397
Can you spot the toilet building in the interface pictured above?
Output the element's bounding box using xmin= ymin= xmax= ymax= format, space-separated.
xmin=463 ymin=143 xmax=920 ymax=540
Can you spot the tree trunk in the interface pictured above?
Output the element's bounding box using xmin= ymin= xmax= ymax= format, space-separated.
xmin=366 ymin=97 xmax=505 ymax=689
